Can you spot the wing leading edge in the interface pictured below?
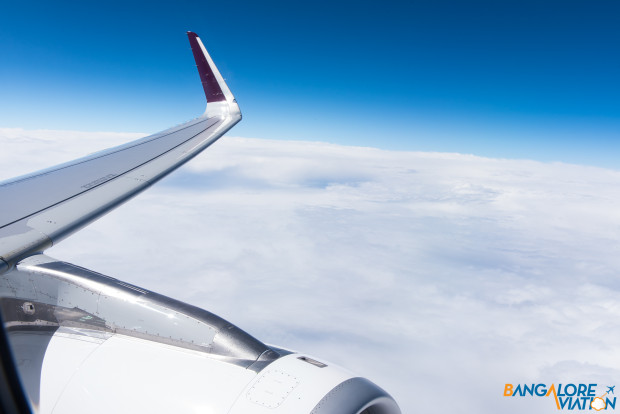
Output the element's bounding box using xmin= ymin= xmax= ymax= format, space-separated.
xmin=0 ymin=32 xmax=240 ymax=273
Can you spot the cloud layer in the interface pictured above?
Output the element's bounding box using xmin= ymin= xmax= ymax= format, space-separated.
xmin=2 ymin=128 xmax=620 ymax=413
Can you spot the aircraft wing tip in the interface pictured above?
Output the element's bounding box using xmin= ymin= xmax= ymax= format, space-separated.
xmin=186 ymin=31 xmax=229 ymax=104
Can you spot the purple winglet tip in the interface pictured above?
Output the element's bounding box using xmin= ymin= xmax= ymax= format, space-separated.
xmin=187 ymin=31 xmax=226 ymax=103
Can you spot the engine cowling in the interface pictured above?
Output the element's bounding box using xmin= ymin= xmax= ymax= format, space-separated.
xmin=1 ymin=255 xmax=400 ymax=413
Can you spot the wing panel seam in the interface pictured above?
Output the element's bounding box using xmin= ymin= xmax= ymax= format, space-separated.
xmin=0 ymin=117 xmax=217 ymax=189
xmin=0 ymin=118 xmax=222 ymax=231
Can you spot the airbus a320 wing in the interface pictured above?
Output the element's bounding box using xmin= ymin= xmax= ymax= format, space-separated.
xmin=0 ymin=32 xmax=401 ymax=414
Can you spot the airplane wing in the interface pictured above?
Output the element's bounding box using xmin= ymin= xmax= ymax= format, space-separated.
xmin=0 ymin=32 xmax=401 ymax=414
xmin=0 ymin=32 xmax=240 ymax=271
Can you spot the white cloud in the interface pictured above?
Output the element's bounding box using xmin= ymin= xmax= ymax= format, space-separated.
xmin=2 ymin=128 xmax=620 ymax=413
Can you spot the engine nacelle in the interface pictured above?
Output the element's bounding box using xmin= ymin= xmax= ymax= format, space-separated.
xmin=0 ymin=255 xmax=400 ymax=413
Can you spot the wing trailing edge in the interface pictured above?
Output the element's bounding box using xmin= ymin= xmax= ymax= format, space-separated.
xmin=0 ymin=32 xmax=241 ymax=272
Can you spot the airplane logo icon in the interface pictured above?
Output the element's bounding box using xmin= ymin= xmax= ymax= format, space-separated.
xmin=607 ymin=386 xmax=615 ymax=395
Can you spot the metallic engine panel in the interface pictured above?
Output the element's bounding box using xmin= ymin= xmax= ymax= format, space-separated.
xmin=0 ymin=254 xmax=279 ymax=370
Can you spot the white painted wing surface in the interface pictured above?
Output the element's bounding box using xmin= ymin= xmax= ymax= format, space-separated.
xmin=0 ymin=32 xmax=240 ymax=272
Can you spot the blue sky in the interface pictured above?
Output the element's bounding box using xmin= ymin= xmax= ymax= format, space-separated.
xmin=1 ymin=0 xmax=619 ymax=167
